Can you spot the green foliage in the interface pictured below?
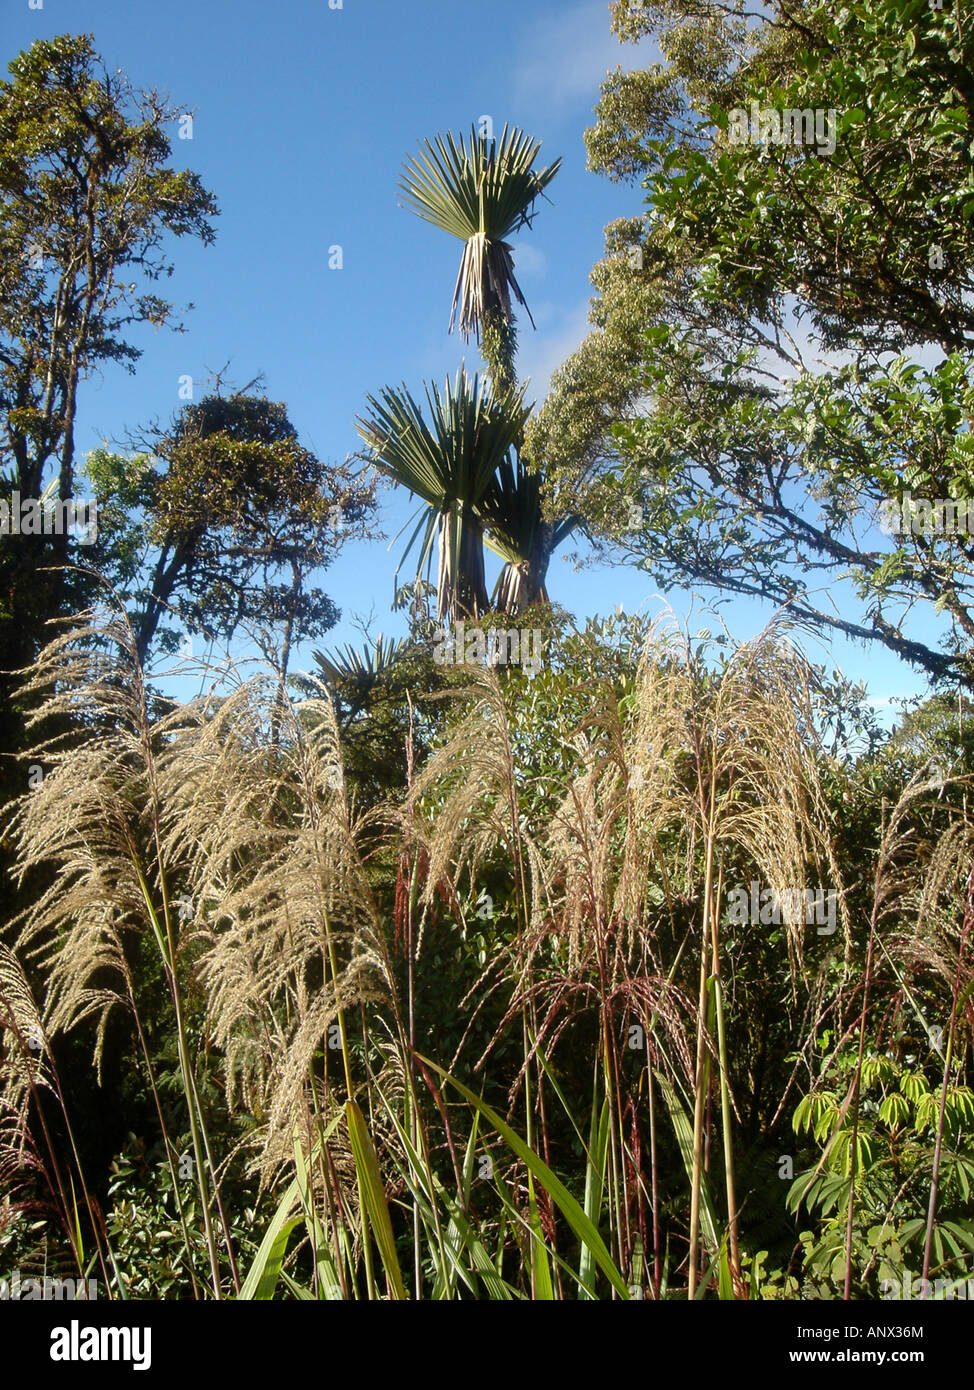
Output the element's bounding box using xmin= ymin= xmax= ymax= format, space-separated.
xmin=3 ymin=607 xmax=973 ymax=1299
xmin=789 ymin=1045 xmax=974 ymax=1296
xmin=105 ymin=1139 xmax=261 ymax=1299
xmin=0 ymin=33 xmax=217 ymax=669
xmin=531 ymin=0 xmax=974 ymax=686
xmin=79 ymin=391 xmax=375 ymax=664
xmin=399 ymin=125 xmax=560 ymax=356
xmin=3 ymin=15 xmax=974 ymax=1309
xmin=357 ymin=368 xmax=530 ymax=620
xmin=371 ymin=125 xmax=572 ymax=621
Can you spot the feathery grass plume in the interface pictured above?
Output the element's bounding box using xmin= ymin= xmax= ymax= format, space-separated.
xmin=0 ymin=944 xmax=53 ymax=1187
xmin=553 ymin=615 xmax=846 ymax=1293
xmin=3 ymin=602 xmax=398 ymax=1270
xmin=3 ymin=601 xmax=241 ymax=1292
xmin=669 ymin=619 xmax=844 ymax=1298
xmin=836 ymin=770 xmax=974 ymax=1075
xmin=391 ymin=663 xmax=557 ymax=1289
xmin=0 ymin=945 xmax=51 ymax=1110
xmin=3 ymin=608 xmax=174 ymax=1073
xmin=538 ymin=616 xmax=844 ymax=1047
xmin=384 ymin=619 xmax=849 ymax=1292
xmin=157 ymin=671 xmax=395 ymax=1181
xmin=0 ymin=946 xmax=104 ymax=1284
xmin=522 ymin=668 xmax=695 ymax=1065
xmin=886 ymin=791 xmax=974 ymax=1018
xmin=866 ymin=781 xmax=974 ymax=1293
xmin=398 ymin=667 xmax=544 ymax=949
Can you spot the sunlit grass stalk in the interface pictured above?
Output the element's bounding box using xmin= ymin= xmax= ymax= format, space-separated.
xmin=688 ymin=832 xmax=714 ymax=1299
xmin=0 ymin=1002 xmax=88 ymax=1280
xmin=135 ymin=869 xmax=223 ymax=1296
xmin=842 ymin=894 xmax=878 ymax=1300
xmin=403 ymin=698 xmax=423 ymax=1299
xmin=709 ymin=859 xmax=741 ymax=1293
xmin=125 ymin=1001 xmax=202 ymax=1299
xmin=127 ymin=625 xmax=233 ymax=1296
xmin=498 ymin=697 xmax=546 ymax=1294
xmin=646 ymin=1040 xmax=662 ymax=1298
xmin=921 ymin=864 xmax=973 ymax=1290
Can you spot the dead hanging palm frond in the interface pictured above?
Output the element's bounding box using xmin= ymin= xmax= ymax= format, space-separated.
xmin=356 ymin=367 xmax=530 ymax=621
xmin=399 ymin=126 xmax=561 ymax=342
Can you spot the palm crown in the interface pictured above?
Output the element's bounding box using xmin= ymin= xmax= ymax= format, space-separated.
xmin=356 ymin=367 xmax=530 ymax=621
xmin=399 ymin=125 xmax=561 ymax=355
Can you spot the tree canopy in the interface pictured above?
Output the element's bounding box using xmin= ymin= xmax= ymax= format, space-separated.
xmin=90 ymin=389 xmax=375 ymax=666
xmin=528 ymin=0 xmax=974 ymax=686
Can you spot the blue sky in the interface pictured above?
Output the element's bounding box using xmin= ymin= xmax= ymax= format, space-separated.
xmin=5 ymin=0 xmax=938 ymax=714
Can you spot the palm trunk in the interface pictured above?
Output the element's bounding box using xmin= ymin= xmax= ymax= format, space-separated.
xmin=437 ymin=509 xmax=488 ymax=621
xmin=496 ymin=526 xmax=553 ymax=617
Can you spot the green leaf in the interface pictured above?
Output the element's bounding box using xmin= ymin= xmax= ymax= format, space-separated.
xmin=346 ymin=1100 xmax=408 ymax=1301
xmin=658 ymin=1073 xmax=719 ymax=1251
xmin=239 ymin=1216 xmax=301 ymax=1301
xmin=418 ymin=1055 xmax=631 ymax=1299
xmin=579 ymin=1095 xmax=611 ymax=1298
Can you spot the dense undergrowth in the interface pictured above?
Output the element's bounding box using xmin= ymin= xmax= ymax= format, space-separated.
xmin=1 ymin=604 xmax=971 ymax=1300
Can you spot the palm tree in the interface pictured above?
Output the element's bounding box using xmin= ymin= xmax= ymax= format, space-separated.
xmin=356 ymin=367 xmax=530 ymax=623
xmin=314 ymin=633 xmax=406 ymax=687
xmin=481 ymin=456 xmax=580 ymax=617
xmin=399 ymin=126 xmax=560 ymax=392
xmin=373 ymin=126 xmax=573 ymax=622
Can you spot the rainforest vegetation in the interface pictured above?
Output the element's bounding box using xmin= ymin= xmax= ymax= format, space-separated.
xmin=1 ymin=1 xmax=973 ymax=1302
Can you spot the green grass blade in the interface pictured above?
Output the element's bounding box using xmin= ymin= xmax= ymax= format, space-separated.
xmin=528 ymin=1175 xmax=555 ymax=1300
xmin=579 ymin=1095 xmax=611 ymax=1297
xmin=657 ymin=1071 xmax=720 ymax=1251
xmin=290 ymin=1123 xmax=343 ymax=1299
xmin=346 ymin=1100 xmax=408 ymax=1301
xmin=418 ymin=1055 xmax=630 ymax=1299
xmin=239 ymin=1216 xmax=301 ymax=1300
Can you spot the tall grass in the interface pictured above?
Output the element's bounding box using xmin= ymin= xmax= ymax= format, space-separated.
xmin=1 ymin=605 xmax=970 ymax=1298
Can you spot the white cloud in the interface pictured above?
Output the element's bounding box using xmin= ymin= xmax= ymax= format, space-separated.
xmin=518 ymin=297 xmax=594 ymax=402
xmin=509 ymin=241 xmax=547 ymax=278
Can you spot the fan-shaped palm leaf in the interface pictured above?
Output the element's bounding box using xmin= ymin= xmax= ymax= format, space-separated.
xmin=314 ymin=634 xmax=406 ymax=686
xmin=356 ymin=368 xmax=530 ymax=621
xmin=399 ymin=126 xmax=560 ymax=343
xmin=481 ymin=456 xmax=580 ymax=616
